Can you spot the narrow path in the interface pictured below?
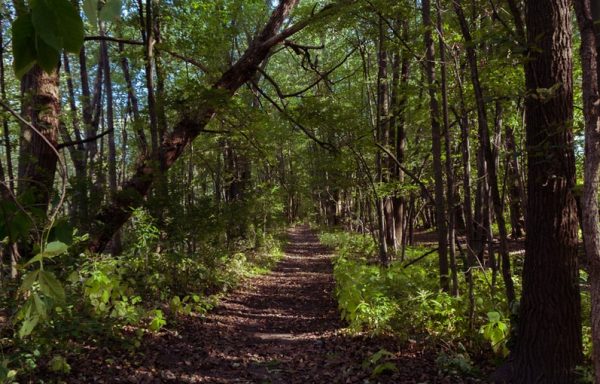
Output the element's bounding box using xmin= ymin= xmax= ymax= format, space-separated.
xmin=67 ymin=226 xmax=478 ymax=383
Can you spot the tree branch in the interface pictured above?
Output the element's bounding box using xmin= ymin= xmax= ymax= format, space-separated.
xmin=57 ymin=128 xmax=113 ymax=149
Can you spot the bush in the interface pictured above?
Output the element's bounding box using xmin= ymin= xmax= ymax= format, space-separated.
xmin=323 ymin=231 xmax=516 ymax=354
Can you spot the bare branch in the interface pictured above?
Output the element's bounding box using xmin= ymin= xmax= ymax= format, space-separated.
xmin=57 ymin=128 xmax=113 ymax=149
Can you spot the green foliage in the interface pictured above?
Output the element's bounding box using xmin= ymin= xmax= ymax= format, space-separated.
xmin=48 ymin=355 xmax=71 ymax=374
xmin=147 ymin=310 xmax=167 ymax=332
xmin=0 ymin=359 xmax=17 ymax=384
xmin=362 ymin=349 xmax=398 ymax=378
xmin=16 ymin=241 xmax=69 ymax=338
xmin=480 ymin=311 xmax=510 ymax=356
xmin=435 ymin=350 xmax=478 ymax=377
xmin=324 ymin=230 xmax=515 ymax=357
xmin=11 ymin=0 xmax=84 ymax=77
xmin=4 ymin=207 xmax=285 ymax=380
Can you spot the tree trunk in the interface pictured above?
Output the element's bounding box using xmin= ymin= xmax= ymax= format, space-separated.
xmin=0 ymin=16 xmax=14 ymax=193
xmin=505 ymin=125 xmax=525 ymax=239
xmin=437 ymin=0 xmax=458 ymax=296
xmin=376 ymin=17 xmax=393 ymax=261
xmin=505 ymin=0 xmax=583 ymax=379
xmin=17 ymin=65 xmax=60 ymax=215
xmin=574 ymin=0 xmax=600 ymax=381
xmin=422 ymin=0 xmax=449 ymax=291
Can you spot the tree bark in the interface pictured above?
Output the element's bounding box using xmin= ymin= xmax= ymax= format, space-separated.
xmin=574 ymin=0 xmax=600 ymax=381
xmin=505 ymin=0 xmax=583 ymax=379
xmin=17 ymin=65 xmax=60 ymax=214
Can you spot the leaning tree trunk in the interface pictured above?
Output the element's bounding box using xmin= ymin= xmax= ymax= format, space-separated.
xmin=505 ymin=0 xmax=583 ymax=379
xmin=86 ymin=0 xmax=324 ymax=252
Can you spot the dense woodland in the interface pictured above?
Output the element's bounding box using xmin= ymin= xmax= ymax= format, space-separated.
xmin=0 ymin=0 xmax=599 ymax=382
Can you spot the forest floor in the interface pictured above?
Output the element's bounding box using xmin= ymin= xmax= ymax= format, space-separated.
xmin=56 ymin=226 xmax=488 ymax=383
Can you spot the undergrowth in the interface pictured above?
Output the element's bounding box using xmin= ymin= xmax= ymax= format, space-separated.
xmin=321 ymin=230 xmax=594 ymax=381
xmin=321 ymin=230 xmax=513 ymax=378
xmin=0 ymin=208 xmax=284 ymax=382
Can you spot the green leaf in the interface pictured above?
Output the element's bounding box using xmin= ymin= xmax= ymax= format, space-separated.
xmin=44 ymin=241 xmax=68 ymax=257
xmin=31 ymin=0 xmax=63 ymax=50
xmin=18 ymin=315 xmax=39 ymax=338
xmin=83 ymin=0 xmax=98 ymax=24
xmin=487 ymin=311 xmax=501 ymax=323
xmin=20 ymin=270 xmax=40 ymax=292
xmin=49 ymin=219 xmax=74 ymax=245
xmin=53 ymin=0 xmax=85 ymax=52
xmin=99 ymin=0 xmax=122 ymax=21
xmin=26 ymin=241 xmax=68 ymax=266
xmin=31 ymin=0 xmax=83 ymax=53
xmin=32 ymin=293 xmax=47 ymax=319
xmin=38 ymin=270 xmax=65 ymax=302
xmin=371 ymin=362 xmax=398 ymax=377
xmin=35 ymin=36 xmax=60 ymax=73
xmin=11 ymin=13 xmax=37 ymax=78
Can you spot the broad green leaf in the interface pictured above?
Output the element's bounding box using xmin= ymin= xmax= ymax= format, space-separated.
xmin=31 ymin=0 xmax=63 ymax=50
xmin=50 ymin=219 xmax=74 ymax=245
xmin=18 ymin=315 xmax=39 ymax=338
xmin=99 ymin=0 xmax=122 ymax=21
xmin=487 ymin=311 xmax=501 ymax=323
xmin=11 ymin=13 xmax=36 ymax=78
xmin=32 ymin=293 xmax=47 ymax=319
xmin=25 ymin=242 xmax=67 ymax=265
xmin=19 ymin=270 xmax=40 ymax=292
xmin=35 ymin=36 xmax=60 ymax=73
xmin=31 ymin=0 xmax=83 ymax=53
xmin=53 ymin=0 xmax=85 ymax=52
xmin=44 ymin=241 xmax=69 ymax=257
xmin=38 ymin=270 xmax=65 ymax=302
xmin=83 ymin=0 xmax=99 ymax=24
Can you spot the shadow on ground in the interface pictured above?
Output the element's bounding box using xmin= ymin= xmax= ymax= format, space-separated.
xmin=56 ymin=226 xmax=484 ymax=384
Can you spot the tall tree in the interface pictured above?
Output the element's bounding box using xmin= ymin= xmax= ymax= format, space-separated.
xmin=505 ymin=0 xmax=583 ymax=379
xmin=574 ymin=0 xmax=600 ymax=380
xmin=422 ymin=0 xmax=449 ymax=291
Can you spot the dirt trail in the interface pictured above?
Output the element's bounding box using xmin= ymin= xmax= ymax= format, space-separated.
xmin=66 ymin=226 xmax=477 ymax=383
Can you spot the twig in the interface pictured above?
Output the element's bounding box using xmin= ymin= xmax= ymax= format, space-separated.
xmin=403 ymin=247 xmax=439 ymax=268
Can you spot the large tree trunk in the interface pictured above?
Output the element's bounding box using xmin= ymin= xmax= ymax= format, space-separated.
xmin=17 ymin=65 xmax=60 ymax=215
xmin=422 ymin=0 xmax=449 ymax=291
xmin=505 ymin=0 xmax=583 ymax=379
